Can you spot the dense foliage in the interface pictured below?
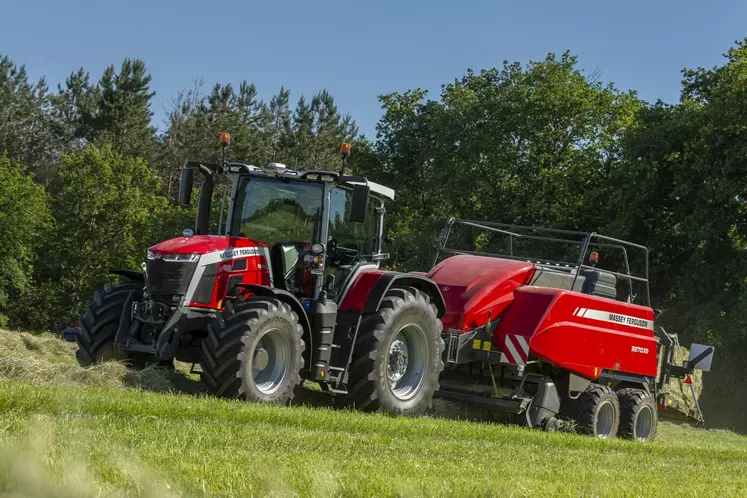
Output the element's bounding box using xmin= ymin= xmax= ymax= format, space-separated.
xmin=1 ymin=40 xmax=746 ymax=429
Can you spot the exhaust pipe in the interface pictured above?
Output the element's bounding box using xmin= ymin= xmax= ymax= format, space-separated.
xmin=195 ymin=169 xmax=214 ymax=235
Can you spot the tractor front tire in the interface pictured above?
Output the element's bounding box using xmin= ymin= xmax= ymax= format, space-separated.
xmin=75 ymin=281 xmax=143 ymax=367
xmin=617 ymin=388 xmax=658 ymax=442
xmin=346 ymin=286 xmax=444 ymax=417
xmin=200 ymin=298 xmax=305 ymax=404
xmin=569 ymin=384 xmax=620 ymax=438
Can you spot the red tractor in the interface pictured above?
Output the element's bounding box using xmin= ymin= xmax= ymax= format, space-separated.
xmin=75 ymin=134 xmax=713 ymax=441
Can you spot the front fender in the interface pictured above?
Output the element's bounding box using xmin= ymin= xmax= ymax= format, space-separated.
xmin=233 ymin=284 xmax=313 ymax=372
xmin=110 ymin=269 xmax=144 ymax=282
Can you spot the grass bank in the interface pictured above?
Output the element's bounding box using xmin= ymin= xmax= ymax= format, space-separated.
xmin=0 ymin=329 xmax=744 ymax=497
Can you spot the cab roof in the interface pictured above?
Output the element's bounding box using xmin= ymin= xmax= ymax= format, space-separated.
xmin=222 ymin=162 xmax=396 ymax=201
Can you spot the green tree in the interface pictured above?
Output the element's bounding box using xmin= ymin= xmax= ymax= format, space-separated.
xmin=0 ymin=55 xmax=58 ymax=178
xmin=0 ymin=156 xmax=51 ymax=328
xmin=39 ymin=145 xmax=166 ymax=324
xmin=366 ymin=52 xmax=640 ymax=271
xmin=604 ymin=39 xmax=747 ymax=430
xmin=53 ymin=59 xmax=157 ymax=159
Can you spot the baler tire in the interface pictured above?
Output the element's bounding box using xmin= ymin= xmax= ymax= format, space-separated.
xmin=199 ymin=297 xmax=305 ymax=404
xmin=346 ymin=285 xmax=444 ymax=417
xmin=617 ymin=388 xmax=658 ymax=442
xmin=570 ymin=384 xmax=620 ymax=438
xmin=75 ymin=281 xmax=143 ymax=368
xmin=543 ymin=416 xmax=560 ymax=433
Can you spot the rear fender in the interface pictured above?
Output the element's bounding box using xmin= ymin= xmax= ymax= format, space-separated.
xmin=340 ymin=272 xmax=446 ymax=317
xmin=233 ymin=284 xmax=313 ymax=372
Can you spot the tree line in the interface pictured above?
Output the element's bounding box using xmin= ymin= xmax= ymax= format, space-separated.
xmin=1 ymin=39 xmax=746 ymax=429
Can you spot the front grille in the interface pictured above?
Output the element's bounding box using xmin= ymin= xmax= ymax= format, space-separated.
xmin=145 ymin=259 xmax=198 ymax=301
xmin=192 ymin=263 xmax=218 ymax=304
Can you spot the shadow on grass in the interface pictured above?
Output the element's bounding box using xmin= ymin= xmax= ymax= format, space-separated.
xmin=133 ymin=363 xmax=534 ymax=427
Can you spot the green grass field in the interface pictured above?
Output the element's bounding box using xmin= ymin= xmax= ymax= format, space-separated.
xmin=1 ymin=329 xmax=746 ymax=498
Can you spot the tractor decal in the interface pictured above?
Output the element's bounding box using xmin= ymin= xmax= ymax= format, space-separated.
xmin=219 ymin=247 xmax=261 ymax=259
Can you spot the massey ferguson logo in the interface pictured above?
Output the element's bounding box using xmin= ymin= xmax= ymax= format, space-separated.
xmin=572 ymin=307 xmax=653 ymax=330
xmin=152 ymin=251 xmax=162 ymax=259
xmin=608 ymin=313 xmax=649 ymax=329
xmin=631 ymin=346 xmax=649 ymax=354
xmin=219 ymin=247 xmax=259 ymax=260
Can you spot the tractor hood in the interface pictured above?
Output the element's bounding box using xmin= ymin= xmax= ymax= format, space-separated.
xmin=148 ymin=235 xmax=268 ymax=258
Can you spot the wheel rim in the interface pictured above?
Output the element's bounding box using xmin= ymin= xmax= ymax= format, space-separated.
xmin=252 ymin=328 xmax=290 ymax=395
xmin=635 ymin=405 xmax=654 ymax=441
xmin=387 ymin=323 xmax=428 ymax=401
xmin=595 ymin=400 xmax=616 ymax=438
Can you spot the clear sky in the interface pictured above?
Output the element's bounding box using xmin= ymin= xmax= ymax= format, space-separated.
xmin=2 ymin=0 xmax=745 ymax=139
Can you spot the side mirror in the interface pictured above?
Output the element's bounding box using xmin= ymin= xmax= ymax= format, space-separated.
xmin=349 ymin=184 xmax=370 ymax=223
xmin=178 ymin=168 xmax=194 ymax=206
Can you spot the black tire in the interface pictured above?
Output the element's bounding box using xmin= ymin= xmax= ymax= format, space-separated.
xmin=346 ymin=286 xmax=444 ymax=416
xmin=618 ymin=388 xmax=658 ymax=442
xmin=569 ymin=384 xmax=620 ymax=438
xmin=200 ymin=297 xmax=305 ymax=404
xmin=75 ymin=281 xmax=143 ymax=367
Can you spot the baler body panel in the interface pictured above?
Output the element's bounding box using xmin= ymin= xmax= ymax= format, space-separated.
xmin=496 ymin=286 xmax=658 ymax=379
xmin=428 ymin=254 xmax=658 ymax=380
xmin=425 ymin=254 xmax=535 ymax=331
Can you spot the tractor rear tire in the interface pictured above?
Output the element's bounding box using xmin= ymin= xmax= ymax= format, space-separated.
xmin=200 ymin=297 xmax=305 ymax=404
xmin=617 ymin=388 xmax=658 ymax=442
xmin=346 ymin=286 xmax=444 ymax=417
xmin=75 ymin=281 xmax=143 ymax=367
xmin=569 ymin=384 xmax=620 ymax=438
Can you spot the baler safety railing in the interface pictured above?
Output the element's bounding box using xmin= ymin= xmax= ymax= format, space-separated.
xmin=433 ymin=218 xmax=651 ymax=307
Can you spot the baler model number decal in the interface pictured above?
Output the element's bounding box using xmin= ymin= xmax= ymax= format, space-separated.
xmin=572 ymin=307 xmax=654 ymax=330
xmin=219 ymin=248 xmax=260 ymax=260
xmin=631 ymin=346 xmax=649 ymax=354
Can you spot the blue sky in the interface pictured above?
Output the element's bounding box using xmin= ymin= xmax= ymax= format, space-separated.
xmin=2 ymin=0 xmax=745 ymax=139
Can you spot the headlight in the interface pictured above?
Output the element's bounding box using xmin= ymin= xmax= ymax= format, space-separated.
xmin=163 ymin=253 xmax=200 ymax=262
xmin=311 ymin=243 xmax=325 ymax=255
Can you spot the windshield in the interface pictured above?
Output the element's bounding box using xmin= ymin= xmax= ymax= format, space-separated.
xmin=230 ymin=178 xmax=324 ymax=247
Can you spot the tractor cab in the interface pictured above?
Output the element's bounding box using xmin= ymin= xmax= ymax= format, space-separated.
xmin=177 ymin=137 xmax=394 ymax=305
